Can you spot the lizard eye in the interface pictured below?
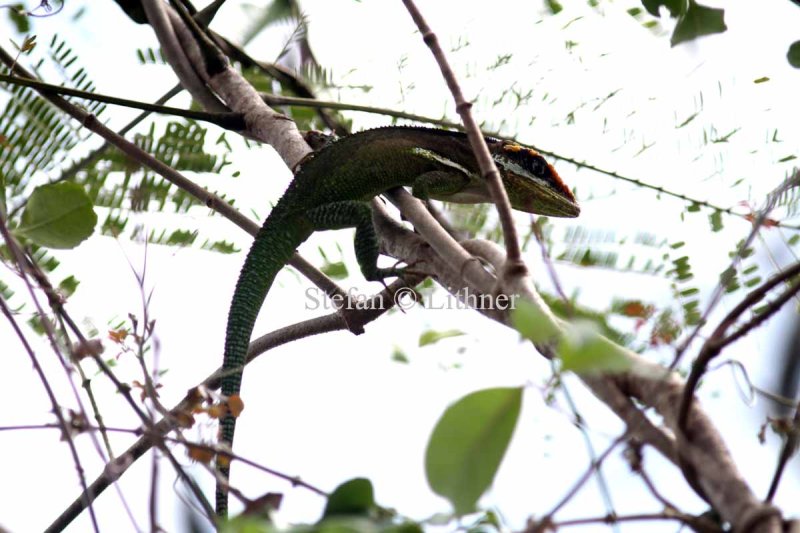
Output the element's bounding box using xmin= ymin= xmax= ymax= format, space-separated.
xmin=525 ymin=153 xmax=545 ymax=176
xmin=493 ymin=141 xmax=576 ymax=203
xmin=499 ymin=143 xmax=548 ymax=177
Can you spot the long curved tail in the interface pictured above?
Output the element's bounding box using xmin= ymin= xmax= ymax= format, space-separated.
xmin=216 ymin=216 xmax=311 ymax=516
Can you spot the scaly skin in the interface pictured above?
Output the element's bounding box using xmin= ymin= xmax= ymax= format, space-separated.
xmin=216 ymin=126 xmax=579 ymax=516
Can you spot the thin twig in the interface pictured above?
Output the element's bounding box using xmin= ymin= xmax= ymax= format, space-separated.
xmin=0 ymin=422 xmax=329 ymax=498
xmin=0 ymin=74 xmax=244 ymax=128
xmin=556 ymin=376 xmax=620 ymax=532
xmin=401 ymin=0 xmax=523 ymax=264
xmin=18 ymin=237 xmax=217 ymax=525
xmin=678 ymin=260 xmax=800 ymax=432
xmin=532 ymin=219 xmax=572 ymax=308
xmin=672 ymin=259 xmax=800 ymax=506
xmin=538 ymin=512 xmax=722 ymax=533
xmin=7 ymin=83 xmax=183 ymax=219
xmin=140 ymin=0 xmax=227 ymax=112
xmin=0 ymin=221 xmax=101 ymax=533
xmin=537 ymin=435 xmax=626 ymax=524
xmin=0 ymin=44 xmax=347 ymax=304
xmin=45 ymin=277 xmax=419 ymax=531
xmin=764 ymin=399 xmax=800 ymax=502
xmin=672 ymin=169 xmax=800 ymax=369
xmin=2 ymin=70 xmax=778 ymax=235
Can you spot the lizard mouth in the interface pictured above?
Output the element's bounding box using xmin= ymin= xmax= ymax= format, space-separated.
xmin=528 ymin=185 xmax=581 ymax=217
xmin=441 ymin=188 xmax=494 ymax=204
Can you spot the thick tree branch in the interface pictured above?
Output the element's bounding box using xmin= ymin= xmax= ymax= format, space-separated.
xmin=140 ymin=0 xmax=227 ymax=112
xmin=158 ymin=2 xmax=309 ymax=167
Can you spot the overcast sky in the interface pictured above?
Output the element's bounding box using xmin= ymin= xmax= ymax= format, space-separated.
xmin=1 ymin=1 xmax=800 ymax=532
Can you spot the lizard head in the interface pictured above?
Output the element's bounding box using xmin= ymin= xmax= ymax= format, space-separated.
xmin=406 ymin=131 xmax=579 ymax=217
xmin=488 ymin=140 xmax=580 ymax=217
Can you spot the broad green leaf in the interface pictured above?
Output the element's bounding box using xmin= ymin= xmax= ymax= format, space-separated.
xmin=425 ymin=387 xmax=522 ymax=515
xmin=16 ymin=183 xmax=97 ymax=249
xmin=788 ymin=40 xmax=800 ymax=69
xmin=558 ymin=321 xmax=632 ymax=374
xmin=641 ymin=0 xmax=684 ymax=17
xmin=510 ymin=299 xmax=559 ymax=343
xmin=418 ymin=329 xmax=464 ymax=347
xmin=323 ymin=478 xmax=375 ymax=518
xmin=671 ymin=1 xmax=726 ymax=47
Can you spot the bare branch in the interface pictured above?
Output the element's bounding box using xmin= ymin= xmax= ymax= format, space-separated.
xmin=401 ymin=0 xmax=523 ymax=264
xmin=140 ymin=0 xmax=227 ymax=112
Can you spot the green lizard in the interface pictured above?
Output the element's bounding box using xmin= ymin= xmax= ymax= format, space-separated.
xmin=216 ymin=126 xmax=579 ymax=516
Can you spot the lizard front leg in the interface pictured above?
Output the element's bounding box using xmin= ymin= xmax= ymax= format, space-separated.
xmin=306 ymin=201 xmax=402 ymax=282
xmin=410 ymin=170 xmax=473 ymax=202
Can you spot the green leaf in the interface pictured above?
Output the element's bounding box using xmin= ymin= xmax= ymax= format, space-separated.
xmin=320 ymin=261 xmax=348 ymax=279
xmin=323 ymin=478 xmax=375 ymax=518
xmin=558 ymin=322 xmax=632 ymax=374
xmin=7 ymin=4 xmax=30 ymax=33
xmin=545 ymin=0 xmax=563 ymax=14
xmin=511 ymin=299 xmax=559 ymax=343
xmin=58 ymin=275 xmax=80 ymax=299
xmin=676 ymin=111 xmax=699 ymax=128
xmin=671 ymin=1 xmax=726 ymax=47
xmin=16 ymin=183 xmax=97 ymax=249
xmin=318 ymin=246 xmax=348 ymax=279
xmin=391 ymin=347 xmax=409 ymax=364
xmin=0 ymin=279 xmax=14 ymax=302
xmin=641 ymin=0 xmax=684 ymax=17
xmin=788 ymin=40 xmax=800 ymax=69
xmin=418 ymin=329 xmax=464 ymax=347
xmin=425 ymin=387 xmax=522 ymax=516
xmin=709 ymin=210 xmax=723 ymax=232
xmin=200 ymin=239 xmax=239 ymax=254
xmin=548 ymin=294 xmax=635 ymax=348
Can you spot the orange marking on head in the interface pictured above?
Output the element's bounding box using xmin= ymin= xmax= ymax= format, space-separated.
xmin=527 ymin=148 xmax=539 ymax=157
xmin=546 ymin=163 xmax=576 ymax=202
xmin=503 ymin=143 xmax=522 ymax=153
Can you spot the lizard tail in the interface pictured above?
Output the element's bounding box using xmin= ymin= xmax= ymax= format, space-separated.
xmin=216 ymin=216 xmax=312 ymax=517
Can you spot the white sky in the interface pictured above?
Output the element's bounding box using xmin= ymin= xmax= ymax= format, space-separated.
xmin=1 ymin=1 xmax=800 ymax=532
